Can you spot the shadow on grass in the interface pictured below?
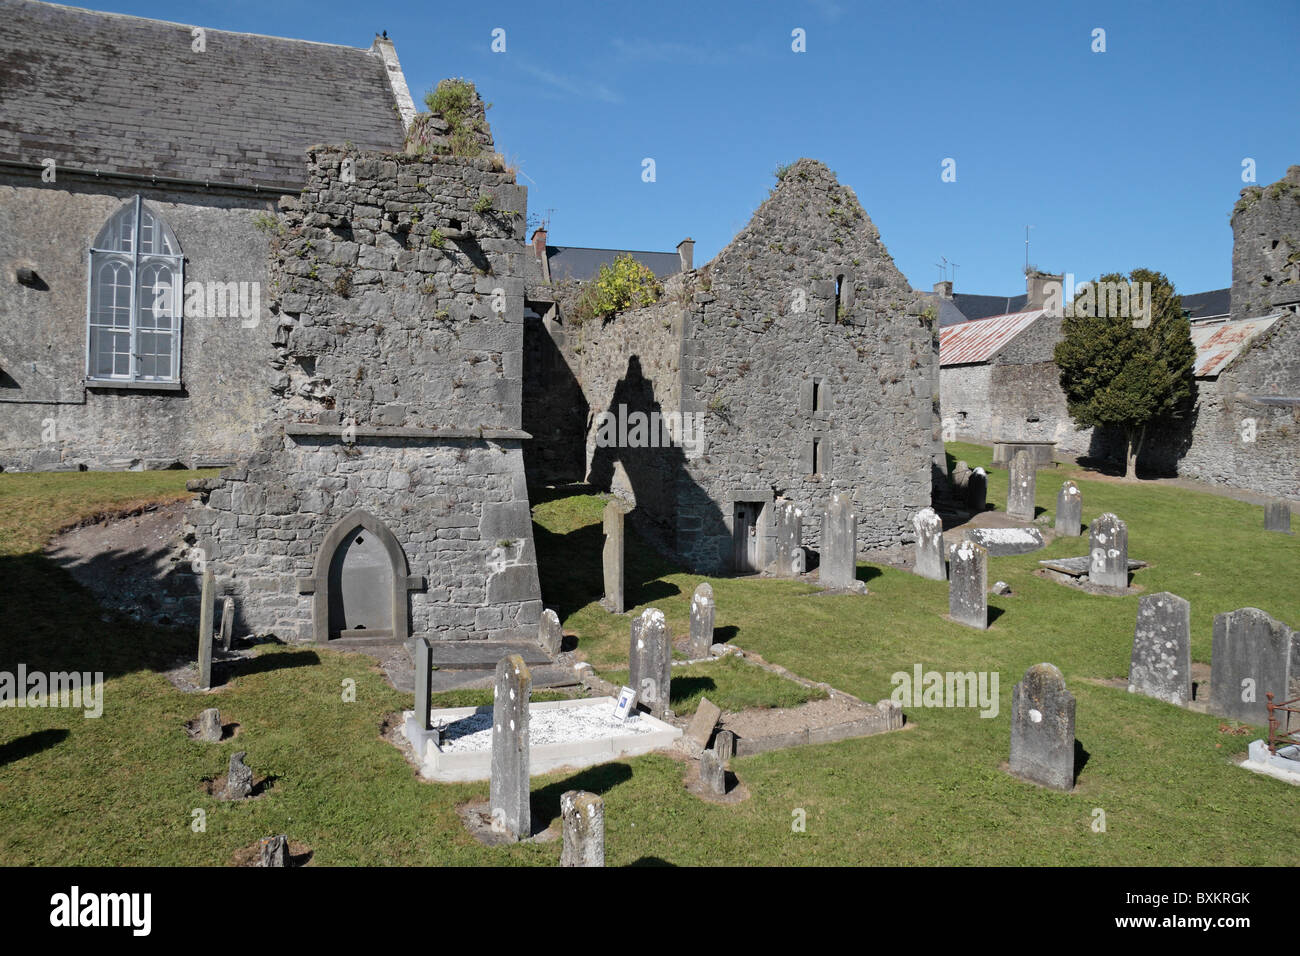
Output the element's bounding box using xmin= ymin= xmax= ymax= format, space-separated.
xmin=223 ymin=650 xmax=321 ymax=679
xmin=988 ymin=605 xmax=1006 ymax=626
xmin=669 ymin=676 xmax=717 ymax=704
xmin=855 ymin=565 xmax=884 ymax=586
xmin=628 ymin=856 xmax=677 ymax=867
xmin=531 ymin=762 xmax=634 ymax=831
xmin=0 ymin=728 xmax=69 ymax=766
xmin=714 ymin=625 xmax=739 ymax=644
xmin=1074 ymin=739 xmax=1091 ymax=785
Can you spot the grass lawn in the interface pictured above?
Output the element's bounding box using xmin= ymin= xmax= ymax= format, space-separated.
xmin=0 ymin=447 xmax=1297 ymax=866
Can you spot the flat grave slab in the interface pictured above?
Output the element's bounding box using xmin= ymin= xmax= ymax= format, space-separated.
xmin=1039 ymin=556 xmax=1147 ymax=577
xmin=965 ymin=527 xmax=1047 ymax=556
xmin=1242 ymin=739 xmax=1300 ymax=785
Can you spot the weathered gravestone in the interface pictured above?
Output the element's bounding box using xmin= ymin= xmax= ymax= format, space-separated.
xmin=967 ymin=467 xmax=988 ymax=512
xmin=258 ymin=834 xmax=289 ymax=868
xmin=1088 ymin=513 xmax=1128 ymax=589
xmin=197 ymin=707 xmax=222 ymax=742
xmin=947 ymin=540 xmax=988 ymax=629
xmin=684 ymin=696 xmax=722 ymax=750
xmin=912 ymin=507 xmax=946 ymax=580
xmin=222 ymin=751 xmax=253 ymax=800
xmin=629 ymin=608 xmax=671 ymax=719
xmin=197 ymin=567 xmax=215 ymax=689
xmin=601 ymin=500 xmax=626 ymax=613
xmin=1009 ymin=663 xmax=1076 ymax=791
xmin=219 ymin=596 xmax=235 ymax=652
xmin=490 ymin=654 xmax=531 ymax=840
xmin=1128 ymin=592 xmax=1192 ymax=706
xmin=413 ymin=637 xmax=433 ymax=732
xmin=538 ymin=608 xmax=562 ymax=656
xmin=951 ymin=460 xmax=972 ymax=497
xmin=819 ymin=492 xmax=858 ymax=590
xmin=1210 ymin=607 xmax=1294 ymax=725
xmin=773 ymin=501 xmax=804 ymax=577
xmin=1265 ymin=500 xmax=1292 ymax=533
xmin=700 ymin=746 xmax=726 ymax=795
xmin=688 ymin=583 xmax=715 ymax=658
xmin=1007 ymin=450 xmax=1036 ymax=521
xmin=713 ymin=728 xmax=736 ymax=762
xmin=560 ymin=790 xmax=605 ymax=867
xmin=1055 ymin=481 xmax=1082 ymax=537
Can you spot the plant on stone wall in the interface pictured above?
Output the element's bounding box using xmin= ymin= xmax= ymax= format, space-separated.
xmin=570 ymin=253 xmax=663 ymax=324
xmin=430 ymin=228 xmax=446 ymax=249
xmin=333 ymin=270 xmax=353 ymax=298
xmin=473 ymin=194 xmax=495 ymax=215
xmin=428 ymin=79 xmax=489 ymax=156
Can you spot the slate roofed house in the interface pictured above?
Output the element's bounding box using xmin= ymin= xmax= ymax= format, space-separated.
xmin=0 ymin=0 xmax=415 ymax=472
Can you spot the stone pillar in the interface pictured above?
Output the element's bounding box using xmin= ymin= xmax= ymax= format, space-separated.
xmin=197 ymin=567 xmax=214 ymax=690
xmin=676 ymin=237 xmax=695 ymax=273
xmin=1210 ymin=607 xmax=1294 ymax=725
xmin=1009 ymin=663 xmax=1076 ymax=791
xmin=1128 ymin=592 xmax=1191 ymax=706
xmin=258 ymin=835 xmax=289 ymax=867
xmin=560 ymin=790 xmax=605 ymax=867
xmin=967 ymin=467 xmax=987 ymax=512
xmin=1088 ymin=513 xmax=1128 ymax=589
xmin=628 ymin=608 xmax=671 ymax=719
xmin=912 ymin=507 xmax=945 ymax=580
xmin=688 ymin=583 xmax=715 ymax=658
xmin=1055 ymin=481 xmax=1082 ymax=536
xmin=773 ymin=500 xmax=803 ymax=577
xmin=947 ymin=540 xmax=987 ymax=629
xmin=197 ymin=707 xmax=222 ymax=742
xmin=601 ymin=501 xmax=625 ymax=613
xmin=538 ymin=608 xmax=562 ymax=656
xmin=819 ymin=492 xmax=857 ymax=590
xmin=700 ymin=746 xmax=726 ymax=795
xmin=1265 ymin=500 xmax=1292 ymax=533
xmin=490 ymin=654 xmax=532 ymax=841
xmin=1007 ymin=450 xmax=1035 ymax=521
xmin=414 ymin=637 xmax=433 ymax=732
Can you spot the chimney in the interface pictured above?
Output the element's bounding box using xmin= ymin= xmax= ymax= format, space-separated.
xmin=676 ymin=237 xmax=695 ymax=273
xmin=531 ymin=228 xmax=550 ymax=282
xmin=933 ymin=280 xmax=953 ymax=299
xmin=1025 ymin=271 xmax=1063 ymax=310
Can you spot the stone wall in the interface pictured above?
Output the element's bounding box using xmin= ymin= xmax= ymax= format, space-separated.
xmin=940 ymin=364 xmax=993 ymax=443
xmin=1231 ymin=165 xmax=1300 ymax=318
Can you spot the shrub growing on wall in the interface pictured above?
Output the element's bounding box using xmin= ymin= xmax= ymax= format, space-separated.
xmin=572 ymin=254 xmax=663 ymax=324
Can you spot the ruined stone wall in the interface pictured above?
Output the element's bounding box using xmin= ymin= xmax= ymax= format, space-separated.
xmin=1231 ymin=165 xmax=1300 ymax=318
xmin=940 ymin=364 xmax=993 ymax=443
xmin=521 ymin=311 xmax=588 ymax=485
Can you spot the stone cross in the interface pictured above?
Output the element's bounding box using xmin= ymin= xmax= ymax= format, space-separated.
xmin=197 ymin=567 xmax=215 ymax=690
xmin=413 ymin=637 xmax=433 ymax=732
xmin=490 ymin=654 xmax=532 ymax=841
xmin=688 ymin=583 xmax=715 ymax=658
xmin=629 ymin=608 xmax=671 ymax=719
xmin=258 ymin=835 xmax=289 ymax=868
xmin=819 ymin=492 xmax=858 ymax=590
xmin=947 ymin=539 xmax=987 ymax=629
xmin=1007 ymin=450 xmax=1035 ymax=521
xmin=912 ymin=507 xmax=945 ymax=580
xmin=601 ymin=500 xmax=625 ymax=613
xmin=1088 ymin=513 xmax=1128 ymax=589
xmin=1209 ymin=607 xmax=1294 ymax=725
xmin=538 ymin=608 xmax=562 ymax=656
xmin=773 ymin=501 xmax=803 ymax=576
xmin=197 ymin=707 xmax=222 ymax=742
xmin=967 ymin=467 xmax=987 ymax=512
xmin=1055 ymin=481 xmax=1082 ymax=537
xmin=560 ymin=790 xmax=605 ymax=867
xmin=1265 ymin=500 xmax=1292 ymax=533
xmin=1009 ymin=663 xmax=1076 ymax=791
xmin=1128 ymin=592 xmax=1192 ymax=706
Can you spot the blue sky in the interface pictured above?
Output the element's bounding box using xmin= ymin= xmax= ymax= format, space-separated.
xmin=93 ymin=0 xmax=1300 ymax=296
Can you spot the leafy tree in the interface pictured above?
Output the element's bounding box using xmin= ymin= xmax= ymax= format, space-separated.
xmin=1053 ymin=268 xmax=1195 ymax=479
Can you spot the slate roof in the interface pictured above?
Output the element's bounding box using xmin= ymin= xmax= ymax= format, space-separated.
xmin=952 ymin=291 xmax=1028 ymax=322
xmin=939 ymin=309 xmax=1046 ymax=366
xmin=1190 ymin=314 xmax=1280 ymax=377
xmin=545 ymin=246 xmax=681 ymax=282
xmin=0 ymin=0 xmax=408 ymax=188
xmin=1181 ymin=287 xmax=1231 ymax=322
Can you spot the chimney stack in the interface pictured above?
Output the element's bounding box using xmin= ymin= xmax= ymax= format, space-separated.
xmin=677 ymin=237 xmax=695 ymax=273
xmin=532 ymin=228 xmax=550 ymax=282
xmin=933 ymin=280 xmax=953 ymax=299
xmin=1025 ymin=271 xmax=1063 ymax=310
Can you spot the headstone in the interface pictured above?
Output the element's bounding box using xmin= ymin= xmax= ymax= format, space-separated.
xmin=790 ymin=546 xmax=805 ymax=575
xmin=688 ymin=583 xmax=715 ymax=658
xmin=628 ymin=608 xmax=671 ymax=719
xmin=601 ymin=501 xmax=625 ymax=613
xmin=413 ymin=637 xmax=433 ymax=732
xmin=197 ymin=707 xmax=222 ymax=742
xmin=257 ymin=835 xmax=289 ymax=868
xmin=700 ymin=747 xmax=726 ymax=795
xmin=1210 ymin=607 xmax=1294 ymax=725
xmin=490 ymin=654 xmax=531 ymax=841
xmin=1265 ymin=500 xmax=1292 ymax=533
xmin=1088 ymin=513 xmax=1128 ymax=589
xmin=559 ymin=790 xmax=605 ymax=867
xmin=1128 ymin=592 xmax=1192 ymax=706
xmin=967 ymin=467 xmax=987 ymax=512
xmin=964 ymin=526 xmax=1045 ymax=556
xmin=1009 ymin=663 xmax=1076 ymax=791
xmin=912 ymin=507 xmax=945 ymax=580
xmin=773 ymin=501 xmax=803 ymax=576
xmin=1007 ymin=450 xmax=1035 ymax=520
xmin=1055 ymin=481 xmax=1082 ymax=537
xmin=197 ymin=567 xmax=214 ymax=689
xmin=951 ymin=460 xmax=972 ymax=495
xmin=947 ymin=540 xmax=988 ymax=629
xmin=219 ymin=596 xmax=235 ymax=652
xmin=819 ymin=492 xmax=858 ymax=590
xmin=713 ymin=728 xmax=736 ymax=762
xmin=538 ymin=609 xmax=562 ymax=656
xmin=222 ymin=751 xmax=253 ymax=800
xmin=684 ymin=696 xmax=721 ymax=749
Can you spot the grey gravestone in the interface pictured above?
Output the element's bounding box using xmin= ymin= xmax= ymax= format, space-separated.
xmin=912 ymin=507 xmax=945 ymax=580
xmin=223 ymin=751 xmax=253 ymax=800
xmin=685 ymin=696 xmax=722 ymax=749
xmin=773 ymin=501 xmax=804 ymax=577
xmin=538 ymin=609 xmax=562 ymax=656
xmin=197 ymin=707 xmax=222 ymax=742
xmin=219 ymin=596 xmax=235 ymax=652
xmin=688 ymin=583 xmax=715 ymax=658
xmin=1055 ymin=481 xmax=1082 ymax=537
xmin=197 ymin=567 xmax=215 ymax=689
xmin=629 ymin=608 xmax=671 ymax=719
xmin=413 ymin=637 xmax=433 ymax=732
xmin=790 ymin=546 xmax=805 ymax=575
xmin=713 ymin=728 xmax=736 ymax=762
xmin=1210 ymin=607 xmax=1294 ymax=725
xmin=819 ymin=492 xmax=858 ymax=590
xmin=947 ymin=540 xmax=988 ymax=629
xmin=1265 ymin=500 xmax=1292 ymax=533
xmin=967 ymin=467 xmax=988 ymax=512
xmin=964 ymin=526 xmax=1045 ymax=556
xmin=560 ymin=790 xmax=605 ymax=867
xmin=601 ymin=501 xmax=625 ymax=613
xmin=1007 ymin=450 xmax=1035 ymax=521
xmin=951 ymin=460 xmax=971 ymax=496
xmin=1088 ymin=513 xmax=1128 ymax=589
xmin=1009 ymin=663 xmax=1076 ymax=791
xmin=700 ymin=747 xmax=726 ymax=795
xmin=258 ymin=835 xmax=289 ymax=867
xmin=1128 ymin=592 xmax=1192 ymax=706
xmin=490 ymin=654 xmax=532 ymax=841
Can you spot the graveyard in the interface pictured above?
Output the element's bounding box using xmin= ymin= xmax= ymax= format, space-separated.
xmin=0 ymin=440 xmax=1297 ymax=866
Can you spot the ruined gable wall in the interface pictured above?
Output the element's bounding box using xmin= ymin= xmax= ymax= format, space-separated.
xmin=1231 ymin=165 xmax=1300 ymax=318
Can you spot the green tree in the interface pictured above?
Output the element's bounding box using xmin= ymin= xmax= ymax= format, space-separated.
xmin=1053 ymin=268 xmax=1195 ymax=479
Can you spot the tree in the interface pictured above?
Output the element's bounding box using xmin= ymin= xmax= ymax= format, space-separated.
xmin=1053 ymin=268 xmax=1195 ymax=479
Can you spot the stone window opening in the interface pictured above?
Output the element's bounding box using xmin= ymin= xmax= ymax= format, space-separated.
xmin=86 ymin=196 xmax=184 ymax=383
xmin=834 ymin=274 xmax=844 ymax=317
xmin=812 ymin=378 xmax=824 ymax=413
xmin=812 ymin=438 xmax=822 ymax=475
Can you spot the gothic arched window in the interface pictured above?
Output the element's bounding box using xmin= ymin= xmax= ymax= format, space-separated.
xmin=87 ymin=197 xmax=184 ymax=382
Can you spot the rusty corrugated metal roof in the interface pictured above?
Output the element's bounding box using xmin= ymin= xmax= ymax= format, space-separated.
xmin=1191 ymin=315 xmax=1281 ymax=377
xmin=939 ymin=309 xmax=1045 ymax=366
